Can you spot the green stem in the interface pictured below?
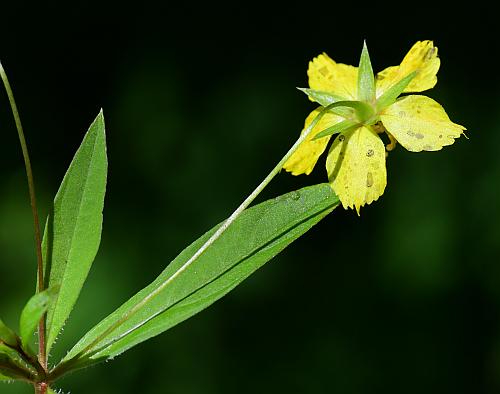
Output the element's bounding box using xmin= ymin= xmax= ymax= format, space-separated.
xmin=0 ymin=62 xmax=47 ymax=370
xmin=52 ymin=102 xmax=340 ymax=376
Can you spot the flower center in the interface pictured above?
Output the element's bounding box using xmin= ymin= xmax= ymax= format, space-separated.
xmin=343 ymin=100 xmax=378 ymax=126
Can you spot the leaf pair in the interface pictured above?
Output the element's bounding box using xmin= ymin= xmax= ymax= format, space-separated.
xmin=3 ymin=107 xmax=341 ymax=385
xmin=2 ymin=111 xmax=107 ymax=385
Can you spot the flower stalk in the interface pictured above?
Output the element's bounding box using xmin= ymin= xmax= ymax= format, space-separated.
xmin=0 ymin=62 xmax=47 ymax=376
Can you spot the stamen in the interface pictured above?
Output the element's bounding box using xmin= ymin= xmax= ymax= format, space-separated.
xmin=385 ymin=132 xmax=397 ymax=152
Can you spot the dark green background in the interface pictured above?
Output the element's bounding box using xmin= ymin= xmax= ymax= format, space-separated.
xmin=1 ymin=2 xmax=499 ymax=393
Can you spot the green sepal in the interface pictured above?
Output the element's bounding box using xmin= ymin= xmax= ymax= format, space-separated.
xmin=0 ymin=319 xmax=18 ymax=347
xmin=298 ymin=87 xmax=344 ymax=105
xmin=376 ymin=71 xmax=417 ymax=111
xmin=357 ymin=41 xmax=376 ymax=103
xmin=19 ymin=288 xmax=57 ymax=351
xmin=312 ymin=119 xmax=360 ymax=140
xmin=298 ymin=88 xmax=353 ymax=117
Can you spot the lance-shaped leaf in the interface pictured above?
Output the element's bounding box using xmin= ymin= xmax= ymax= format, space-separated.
xmin=358 ymin=41 xmax=375 ymax=103
xmin=42 ymin=110 xmax=108 ymax=352
xmin=56 ymin=184 xmax=339 ymax=373
xmin=0 ymin=343 xmax=37 ymax=381
xmin=19 ymin=288 xmax=57 ymax=350
xmin=0 ymin=319 xmax=18 ymax=347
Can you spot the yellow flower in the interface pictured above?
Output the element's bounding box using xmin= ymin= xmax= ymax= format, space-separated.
xmin=284 ymin=41 xmax=465 ymax=214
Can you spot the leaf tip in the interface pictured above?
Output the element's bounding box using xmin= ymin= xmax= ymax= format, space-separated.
xmin=94 ymin=109 xmax=105 ymax=128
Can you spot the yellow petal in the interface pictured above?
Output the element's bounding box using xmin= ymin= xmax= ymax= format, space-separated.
xmin=283 ymin=109 xmax=342 ymax=175
xmin=380 ymin=95 xmax=466 ymax=152
xmin=326 ymin=126 xmax=387 ymax=214
xmin=308 ymin=53 xmax=358 ymax=100
xmin=376 ymin=41 xmax=440 ymax=96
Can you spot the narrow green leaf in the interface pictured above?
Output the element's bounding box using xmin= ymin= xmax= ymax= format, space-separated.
xmin=312 ymin=119 xmax=360 ymax=140
xmin=298 ymin=88 xmax=353 ymax=117
xmin=19 ymin=288 xmax=56 ymax=350
xmin=376 ymin=71 xmax=417 ymax=111
xmin=42 ymin=110 xmax=108 ymax=352
xmin=0 ymin=343 xmax=37 ymax=381
xmin=357 ymin=41 xmax=375 ymax=102
xmin=0 ymin=319 xmax=18 ymax=347
xmin=58 ymin=184 xmax=339 ymax=372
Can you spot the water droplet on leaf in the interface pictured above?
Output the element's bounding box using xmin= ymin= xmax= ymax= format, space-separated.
xmin=290 ymin=191 xmax=300 ymax=201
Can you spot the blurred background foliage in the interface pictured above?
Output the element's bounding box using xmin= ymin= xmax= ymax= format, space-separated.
xmin=0 ymin=1 xmax=499 ymax=393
